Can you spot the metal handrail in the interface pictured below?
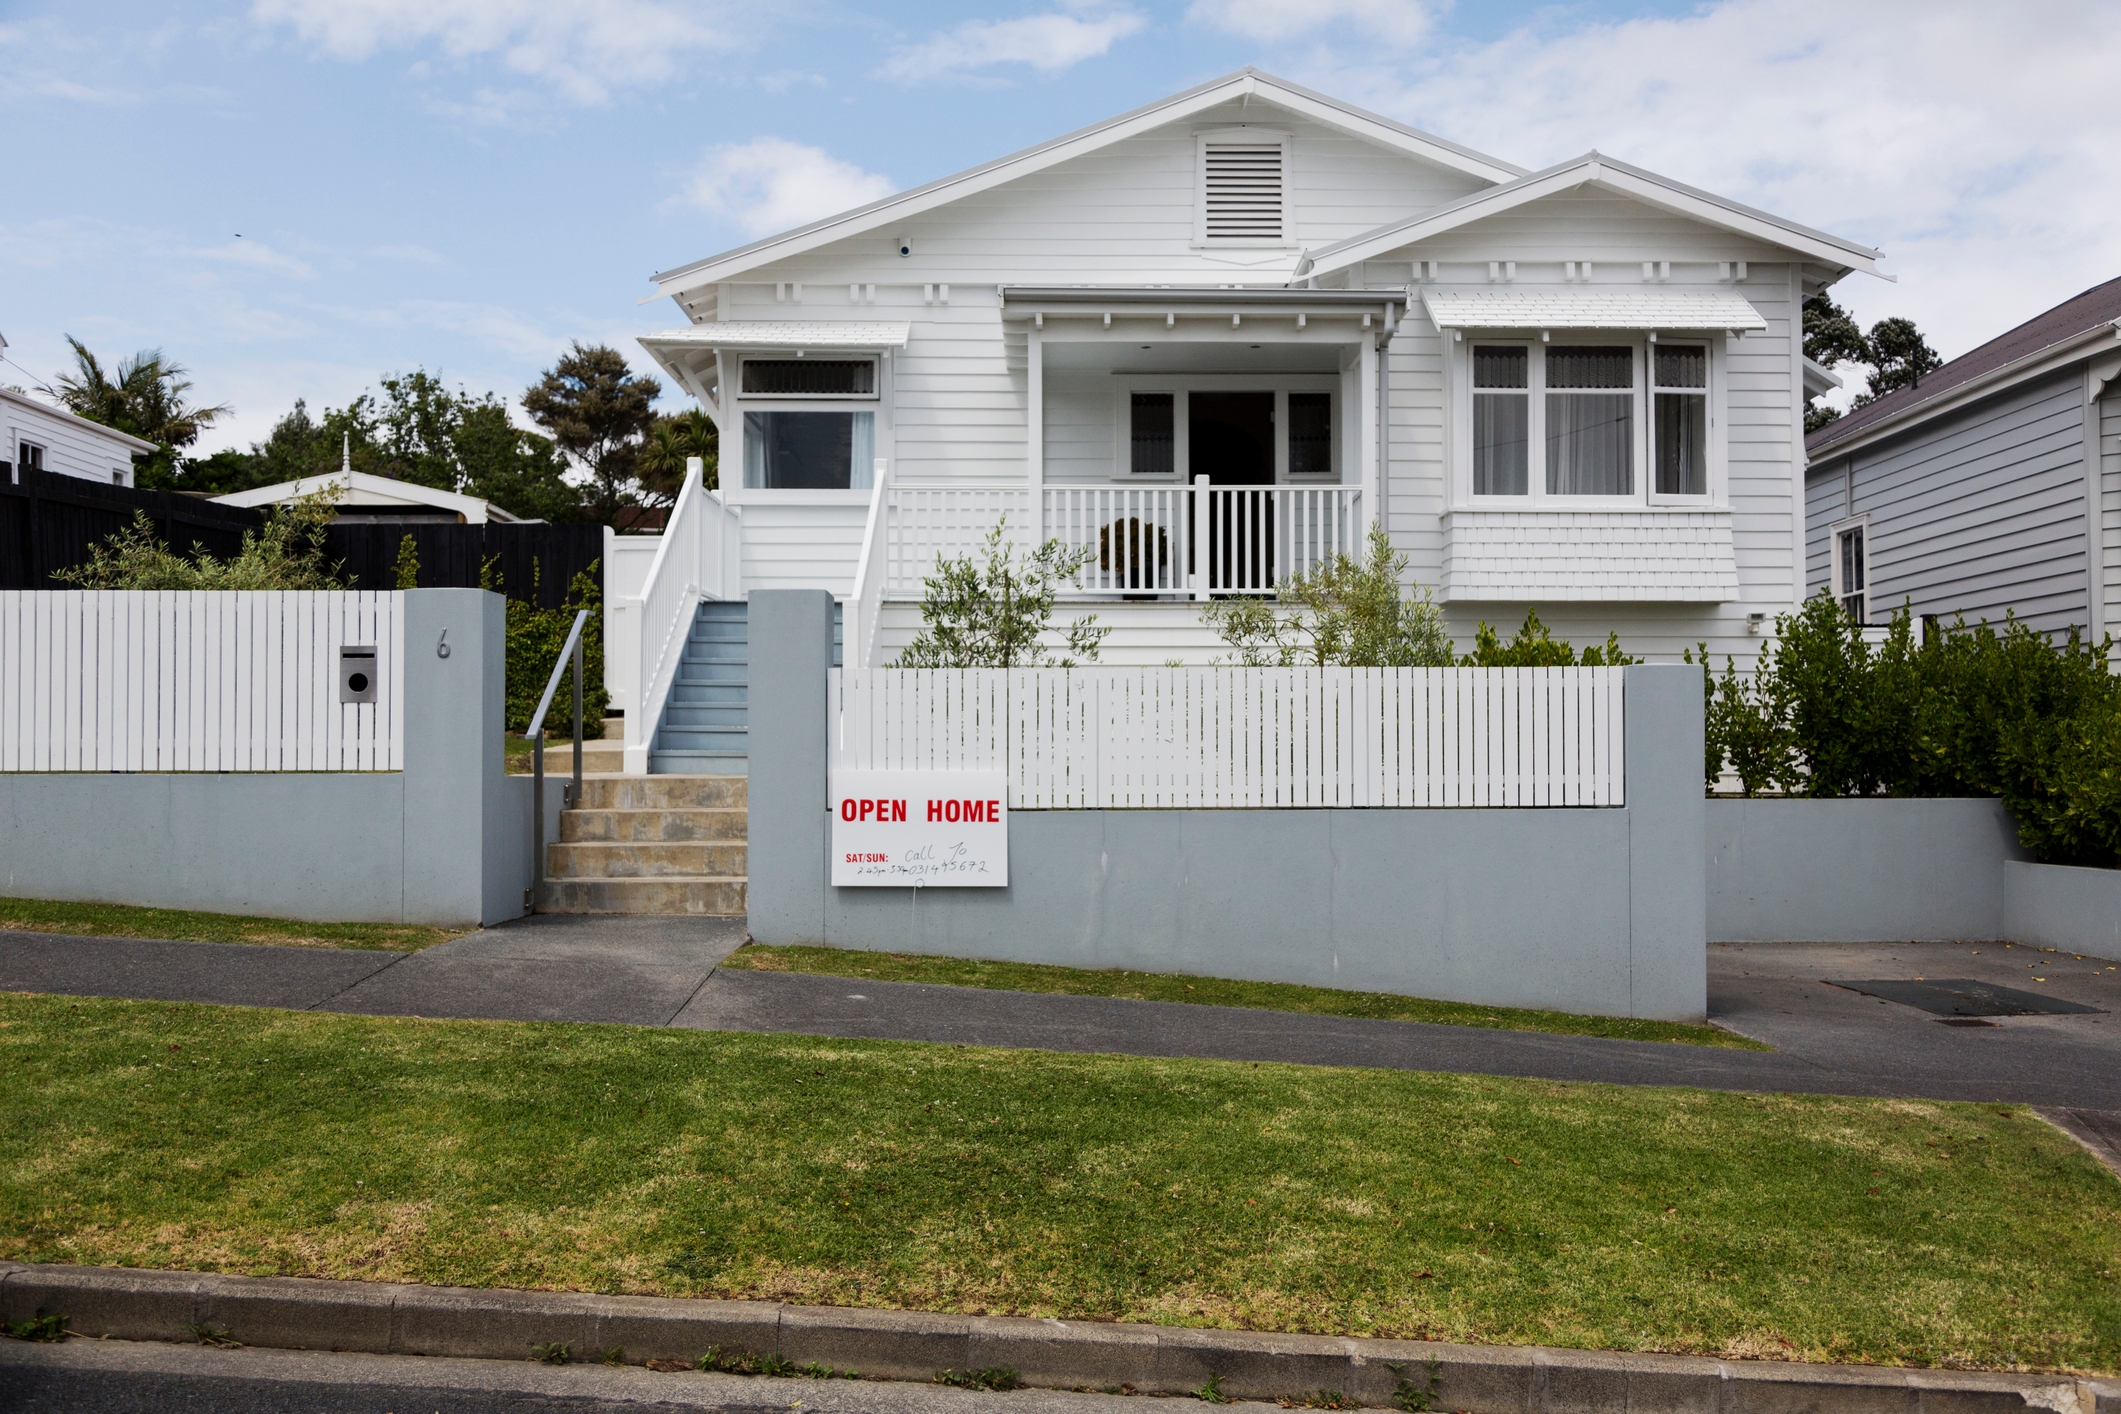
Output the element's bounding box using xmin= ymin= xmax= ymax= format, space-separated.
xmin=527 ymin=608 xmax=591 ymax=910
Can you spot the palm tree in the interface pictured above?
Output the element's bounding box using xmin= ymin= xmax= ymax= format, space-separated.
xmin=635 ymin=408 xmax=719 ymax=507
xmin=53 ymin=337 xmax=231 ymax=484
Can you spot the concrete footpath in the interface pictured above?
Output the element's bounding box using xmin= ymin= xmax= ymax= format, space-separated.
xmin=1 ymin=921 xmax=2118 ymax=1108
xmin=0 ymin=1263 xmax=2112 ymax=1414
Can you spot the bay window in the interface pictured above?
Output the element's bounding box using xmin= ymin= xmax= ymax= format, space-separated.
xmin=1464 ymin=335 xmax=1716 ymax=504
xmin=737 ymin=356 xmax=878 ymax=491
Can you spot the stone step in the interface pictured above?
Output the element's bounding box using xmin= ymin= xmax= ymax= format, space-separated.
xmin=537 ymin=876 xmax=747 ymax=915
xmin=559 ymin=807 xmax=747 ymax=843
xmin=508 ymin=739 xmax=625 ymax=775
xmin=577 ymin=774 xmax=746 ymax=810
xmin=546 ymin=840 xmax=747 ymax=878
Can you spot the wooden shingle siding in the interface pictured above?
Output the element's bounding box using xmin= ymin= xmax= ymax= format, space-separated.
xmin=1807 ymin=368 xmax=2092 ymax=637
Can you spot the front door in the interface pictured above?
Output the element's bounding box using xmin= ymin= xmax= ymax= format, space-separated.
xmin=1189 ymin=392 xmax=1275 ymax=590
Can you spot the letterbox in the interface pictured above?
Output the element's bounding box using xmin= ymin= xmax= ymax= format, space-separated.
xmin=339 ymin=645 xmax=377 ymax=704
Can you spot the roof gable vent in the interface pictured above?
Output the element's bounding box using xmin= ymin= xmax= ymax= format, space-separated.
xmin=1200 ymin=134 xmax=1287 ymax=244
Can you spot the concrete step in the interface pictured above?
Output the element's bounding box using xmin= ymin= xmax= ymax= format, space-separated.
xmin=537 ymin=876 xmax=747 ymax=915
xmin=577 ymin=774 xmax=746 ymax=810
xmin=546 ymin=840 xmax=747 ymax=878
xmin=508 ymin=739 xmax=625 ymax=775
xmin=559 ymin=807 xmax=746 ymax=842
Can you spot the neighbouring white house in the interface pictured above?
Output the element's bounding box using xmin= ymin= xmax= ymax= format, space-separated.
xmin=617 ymin=68 xmax=1882 ymax=771
xmin=214 ymin=469 xmax=530 ymax=524
xmin=2 ymin=387 xmax=158 ymax=487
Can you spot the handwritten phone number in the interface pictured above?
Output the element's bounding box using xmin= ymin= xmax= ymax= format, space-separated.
xmin=844 ymin=852 xmax=891 ymax=863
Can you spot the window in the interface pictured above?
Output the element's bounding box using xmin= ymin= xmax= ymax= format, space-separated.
xmin=1834 ymin=522 xmax=1868 ymax=623
xmin=1652 ymin=344 xmax=1708 ymax=496
xmin=1131 ymin=393 xmax=1174 ymax=475
xmin=743 ymin=411 xmax=874 ymax=490
xmin=1287 ymin=393 xmax=1332 ymax=475
xmin=1545 ymin=346 xmax=1634 ymax=496
xmin=1200 ymin=134 xmax=1286 ymax=243
xmin=1471 ymin=347 xmax=1529 ymax=495
xmin=112 ymin=470 xmax=126 ymax=486
xmin=740 ymin=358 xmax=875 ymax=398
xmin=18 ymin=441 xmax=44 ymax=474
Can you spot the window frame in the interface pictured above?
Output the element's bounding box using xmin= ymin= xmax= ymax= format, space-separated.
xmin=1450 ymin=331 xmax=1726 ymax=510
xmin=1646 ymin=339 xmax=1714 ymax=506
xmin=1194 ymin=128 xmax=1295 ymax=249
xmin=17 ymin=440 xmax=44 ymax=475
xmin=1830 ymin=515 xmax=1870 ymax=625
xmin=1105 ymin=375 xmax=1342 ymax=485
xmin=736 ymin=355 xmax=879 ymax=401
xmin=1128 ymin=391 xmax=1178 ymax=477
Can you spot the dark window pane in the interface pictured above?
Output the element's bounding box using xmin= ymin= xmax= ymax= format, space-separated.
xmin=1654 ymin=345 xmax=1706 ymax=389
xmin=1288 ymin=393 xmax=1332 ymax=475
xmin=741 ymin=359 xmax=875 ymax=396
xmin=1546 ymin=393 xmax=1632 ymax=494
xmin=743 ymin=410 xmax=857 ymax=489
xmin=1546 ymin=345 xmax=1633 ymax=389
xmin=1473 ymin=394 xmax=1528 ymax=494
xmin=1654 ymin=392 xmax=1706 ymax=495
xmin=1473 ymin=346 xmax=1527 ymax=389
xmin=1131 ymin=393 xmax=1174 ymax=475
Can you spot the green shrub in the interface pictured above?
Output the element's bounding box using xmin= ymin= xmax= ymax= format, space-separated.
xmin=502 ymin=560 xmax=608 ymax=738
xmin=1201 ymin=523 xmax=1454 ymax=668
xmin=54 ymin=485 xmax=346 ymax=590
xmin=1701 ymin=595 xmax=2121 ymax=866
xmin=1459 ymin=608 xmax=1639 ymax=668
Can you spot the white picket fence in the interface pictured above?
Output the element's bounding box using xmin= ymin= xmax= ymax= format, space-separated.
xmin=0 ymin=591 xmax=405 ymax=772
xmin=832 ymin=666 xmax=1625 ymax=808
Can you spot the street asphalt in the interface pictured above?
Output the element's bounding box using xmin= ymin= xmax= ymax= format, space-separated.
xmin=0 ymin=1338 xmax=1153 ymax=1414
xmin=2 ymin=918 xmax=2117 ymax=1107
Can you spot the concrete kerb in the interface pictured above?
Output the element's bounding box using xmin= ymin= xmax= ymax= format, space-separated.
xmin=1 ymin=1265 xmax=2112 ymax=1414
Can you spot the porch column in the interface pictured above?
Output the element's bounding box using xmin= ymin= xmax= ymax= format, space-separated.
xmin=1027 ymin=325 xmax=1044 ymax=539
xmin=1358 ymin=334 xmax=1380 ymax=541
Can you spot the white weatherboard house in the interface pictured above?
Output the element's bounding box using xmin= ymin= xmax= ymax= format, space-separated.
xmin=619 ymin=68 xmax=1880 ymax=773
xmin=3 ymin=387 xmax=158 ymax=487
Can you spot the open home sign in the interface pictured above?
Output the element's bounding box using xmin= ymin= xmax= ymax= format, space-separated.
xmin=831 ymin=771 xmax=1009 ymax=887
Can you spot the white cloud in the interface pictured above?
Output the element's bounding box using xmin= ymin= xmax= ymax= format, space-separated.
xmin=675 ymin=138 xmax=897 ymax=239
xmin=1187 ymin=0 xmax=1431 ymax=46
xmin=880 ymin=9 xmax=1146 ymax=84
xmin=249 ymin=0 xmax=737 ymax=104
xmin=1295 ymin=0 xmax=2121 ymax=361
xmin=195 ymin=239 xmax=314 ymax=278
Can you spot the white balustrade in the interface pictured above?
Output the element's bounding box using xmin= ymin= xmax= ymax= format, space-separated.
xmin=881 ymin=484 xmax=1034 ymax=595
xmin=0 ymin=590 xmax=404 ymax=772
xmin=833 ymin=665 xmax=1624 ymax=809
xmin=1041 ymin=485 xmax=1191 ymax=595
xmin=626 ymin=458 xmax=741 ymax=772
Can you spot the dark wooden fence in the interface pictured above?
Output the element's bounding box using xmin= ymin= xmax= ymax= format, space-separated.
xmin=0 ymin=469 xmax=604 ymax=608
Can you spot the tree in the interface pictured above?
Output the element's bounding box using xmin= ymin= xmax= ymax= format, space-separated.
xmin=1802 ymin=295 xmax=1945 ymax=433
xmin=636 ymin=408 xmax=720 ymax=505
xmin=521 ymin=343 xmax=660 ymax=521
xmin=897 ymin=519 xmax=1108 ymax=668
xmin=52 ymin=338 xmax=231 ymax=488
xmin=1200 ymin=523 xmax=1455 ymax=667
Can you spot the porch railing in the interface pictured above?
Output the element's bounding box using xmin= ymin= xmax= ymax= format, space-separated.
xmin=624 ymin=458 xmax=740 ymax=773
xmin=872 ymin=480 xmax=1363 ymax=599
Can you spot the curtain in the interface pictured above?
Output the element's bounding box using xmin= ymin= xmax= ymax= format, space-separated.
xmin=850 ymin=413 xmax=875 ymax=490
xmin=1545 ymin=346 xmax=1632 ymax=496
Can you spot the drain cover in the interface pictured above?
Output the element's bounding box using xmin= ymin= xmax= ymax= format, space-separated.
xmin=1829 ymin=978 xmax=2105 ymax=1017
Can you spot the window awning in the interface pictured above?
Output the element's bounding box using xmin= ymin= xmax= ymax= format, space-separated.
xmin=1420 ymin=289 xmax=1768 ymax=332
xmin=639 ymin=322 xmax=912 ymax=351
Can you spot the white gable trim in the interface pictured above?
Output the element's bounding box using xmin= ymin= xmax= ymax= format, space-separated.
xmin=214 ymin=470 xmax=523 ymax=524
xmin=1300 ymin=153 xmax=1882 ymax=279
xmin=640 ymin=323 xmax=910 ymax=351
xmin=1421 ymin=288 xmax=1767 ymax=332
xmin=648 ymin=69 xmax=1524 ymax=303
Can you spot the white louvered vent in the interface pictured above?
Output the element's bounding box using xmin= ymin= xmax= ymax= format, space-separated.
xmin=1202 ymin=139 xmax=1284 ymax=242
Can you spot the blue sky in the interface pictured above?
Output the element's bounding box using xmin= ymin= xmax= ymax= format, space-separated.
xmin=6 ymin=0 xmax=2118 ymax=452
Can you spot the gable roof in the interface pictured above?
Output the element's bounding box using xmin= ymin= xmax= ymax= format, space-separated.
xmin=1806 ymin=275 xmax=2121 ymax=459
xmin=647 ymin=68 xmax=1525 ymax=304
xmin=0 ymin=387 xmax=159 ymax=455
xmin=213 ymin=470 xmax=525 ymax=524
xmin=1298 ymin=151 xmax=1882 ymax=280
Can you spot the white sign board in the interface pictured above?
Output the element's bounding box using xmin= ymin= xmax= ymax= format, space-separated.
xmin=831 ymin=771 xmax=1008 ymax=887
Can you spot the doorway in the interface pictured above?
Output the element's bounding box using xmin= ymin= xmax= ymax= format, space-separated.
xmin=1189 ymin=392 xmax=1275 ymax=590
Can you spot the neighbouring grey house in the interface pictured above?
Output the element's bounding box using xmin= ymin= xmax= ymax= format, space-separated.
xmin=1803 ymin=276 xmax=2121 ymax=645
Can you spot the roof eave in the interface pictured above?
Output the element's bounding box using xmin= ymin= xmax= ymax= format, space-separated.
xmin=1807 ymin=320 xmax=2121 ymax=460
xmin=648 ymin=69 xmax=1524 ymax=303
xmin=0 ymin=387 xmax=161 ymax=454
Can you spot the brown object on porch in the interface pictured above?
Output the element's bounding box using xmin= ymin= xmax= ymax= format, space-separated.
xmin=1100 ymin=516 xmax=1170 ymax=590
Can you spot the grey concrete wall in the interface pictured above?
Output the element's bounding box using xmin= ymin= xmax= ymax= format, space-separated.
xmin=0 ymin=588 xmax=530 ymax=928
xmin=747 ymin=599 xmax=1706 ymax=1023
xmin=2004 ymin=860 xmax=2121 ymax=954
xmin=1705 ymin=796 xmax=2028 ymax=942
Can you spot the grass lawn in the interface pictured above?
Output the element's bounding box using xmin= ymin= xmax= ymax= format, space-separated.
xmin=0 ymin=897 xmax=464 ymax=953
xmin=723 ymin=945 xmax=1767 ymax=1051
xmin=3 ymin=995 xmax=2115 ymax=1372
